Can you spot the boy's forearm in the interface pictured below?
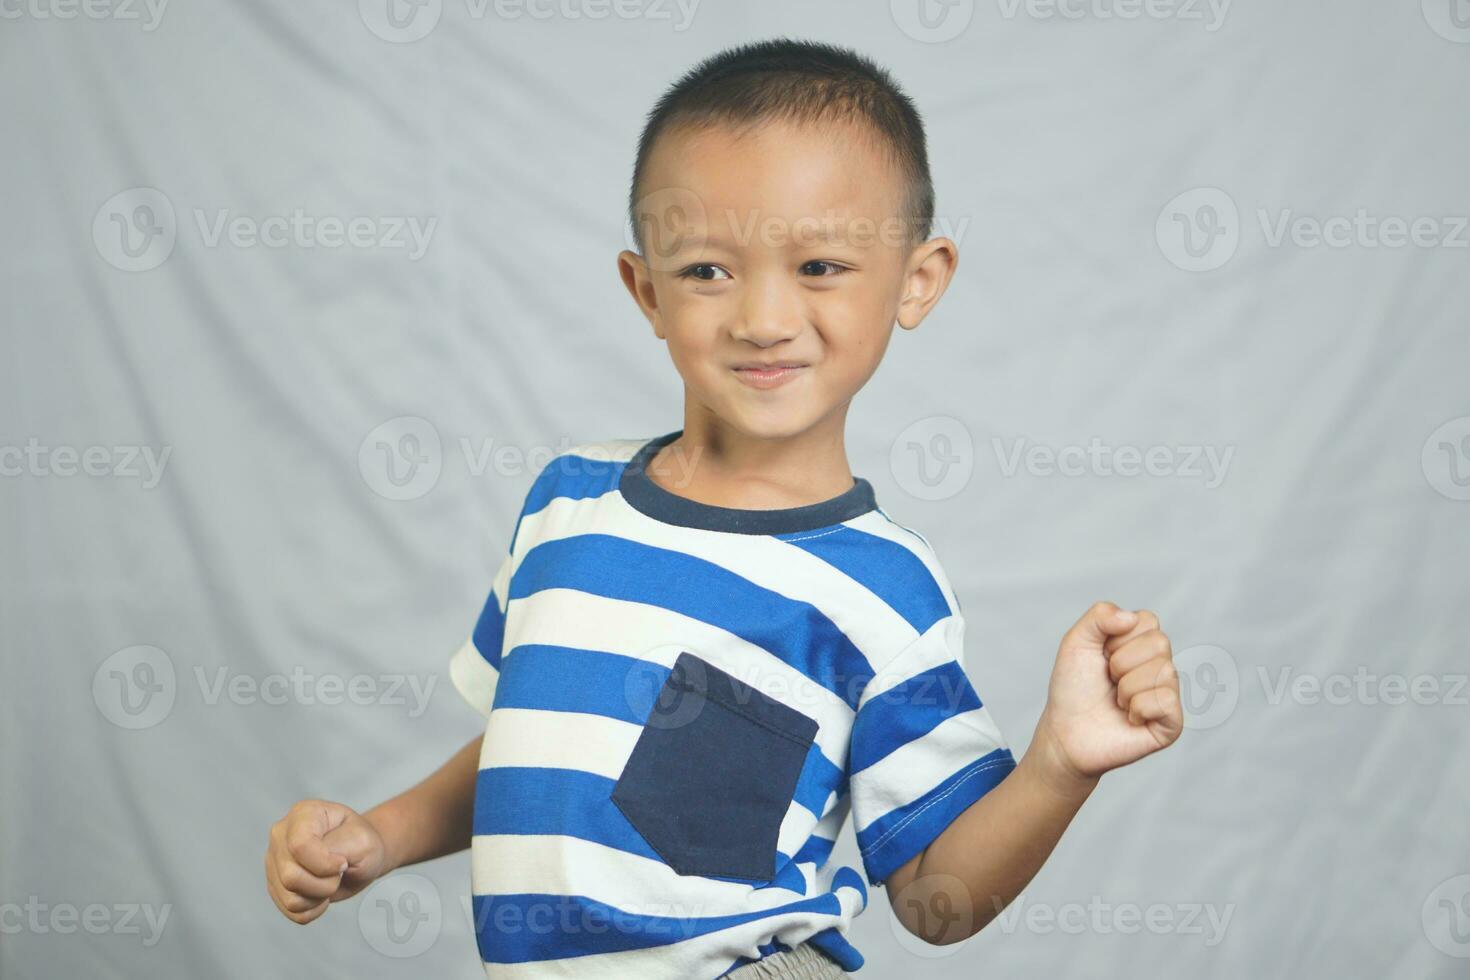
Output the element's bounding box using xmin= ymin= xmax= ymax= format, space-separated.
xmin=902 ymin=720 xmax=1097 ymax=942
xmin=364 ymin=734 xmax=483 ymax=873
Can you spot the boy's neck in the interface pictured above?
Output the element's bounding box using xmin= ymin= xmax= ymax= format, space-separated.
xmin=646 ymin=407 xmax=857 ymax=511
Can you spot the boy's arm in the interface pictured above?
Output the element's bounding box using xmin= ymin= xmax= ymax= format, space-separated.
xmin=364 ymin=733 xmax=483 ymax=872
xmin=264 ymin=734 xmax=482 ymax=924
xmin=883 ymin=603 xmax=1183 ymax=944
xmin=881 ymin=719 xmax=1096 ymax=941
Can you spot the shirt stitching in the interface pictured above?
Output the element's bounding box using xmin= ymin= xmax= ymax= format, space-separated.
xmin=859 ymin=756 xmax=1014 ymax=857
xmin=777 ymin=525 xmax=848 ymax=544
xmin=666 ymin=678 xmax=818 ymax=748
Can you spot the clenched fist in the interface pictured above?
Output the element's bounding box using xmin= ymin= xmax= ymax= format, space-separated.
xmin=1033 ymin=602 xmax=1185 ymax=783
xmin=264 ymin=799 xmax=390 ymax=924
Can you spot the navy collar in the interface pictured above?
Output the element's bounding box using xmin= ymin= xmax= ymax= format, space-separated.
xmin=618 ymin=429 xmax=877 ymax=535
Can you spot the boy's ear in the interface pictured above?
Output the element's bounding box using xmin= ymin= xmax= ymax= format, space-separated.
xmin=618 ymin=249 xmax=666 ymax=339
xmin=896 ymin=237 xmax=959 ymax=331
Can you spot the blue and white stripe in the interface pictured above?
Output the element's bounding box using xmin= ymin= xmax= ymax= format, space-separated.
xmin=449 ymin=435 xmax=1014 ymax=977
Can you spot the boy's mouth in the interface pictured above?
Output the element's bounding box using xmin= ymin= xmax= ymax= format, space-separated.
xmin=731 ymin=362 xmax=808 ymax=389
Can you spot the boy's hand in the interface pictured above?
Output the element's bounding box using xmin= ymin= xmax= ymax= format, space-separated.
xmin=1032 ymin=602 xmax=1184 ymax=788
xmin=265 ymin=799 xmax=389 ymax=924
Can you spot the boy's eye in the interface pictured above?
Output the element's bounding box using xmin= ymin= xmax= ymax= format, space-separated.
xmin=678 ymin=264 xmax=730 ymax=281
xmin=677 ymin=261 xmax=850 ymax=281
xmin=800 ymin=260 xmax=849 ymax=277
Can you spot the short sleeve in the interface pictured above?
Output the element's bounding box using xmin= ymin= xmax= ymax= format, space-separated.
xmin=848 ymin=612 xmax=1016 ymax=885
xmin=449 ymin=547 xmax=515 ymax=718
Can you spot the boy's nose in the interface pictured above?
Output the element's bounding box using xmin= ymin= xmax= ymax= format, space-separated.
xmin=730 ymin=277 xmax=803 ymax=346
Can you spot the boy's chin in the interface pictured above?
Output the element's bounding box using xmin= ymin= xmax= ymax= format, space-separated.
xmin=710 ymin=403 xmax=833 ymax=442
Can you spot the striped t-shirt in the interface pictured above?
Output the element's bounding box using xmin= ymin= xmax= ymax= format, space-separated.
xmin=449 ymin=429 xmax=1015 ymax=977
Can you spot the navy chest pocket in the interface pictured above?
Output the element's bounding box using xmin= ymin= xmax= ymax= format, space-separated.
xmin=611 ymin=651 xmax=819 ymax=883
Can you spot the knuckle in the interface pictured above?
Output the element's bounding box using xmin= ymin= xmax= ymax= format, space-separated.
xmin=286 ymin=822 xmax=317 ymax=849
xmin=290 ymin=799 xmax=322 ymax=819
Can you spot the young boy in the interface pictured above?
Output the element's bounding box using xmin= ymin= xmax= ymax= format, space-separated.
xmin=265 ymin=38 xmax=1183 ymax=979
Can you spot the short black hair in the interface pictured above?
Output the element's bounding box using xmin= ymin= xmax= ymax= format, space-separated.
xmin=628 ymin=37 xmax=934 ymax=256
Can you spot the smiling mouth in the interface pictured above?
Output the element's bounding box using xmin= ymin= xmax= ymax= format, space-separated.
xmin=732 ymin=364 xmax=808 ymax=389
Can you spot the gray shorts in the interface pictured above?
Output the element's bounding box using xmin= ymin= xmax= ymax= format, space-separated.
xmin=723 ymin=941 xmax=849 ymax=979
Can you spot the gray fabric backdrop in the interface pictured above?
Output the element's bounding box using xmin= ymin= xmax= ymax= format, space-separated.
xmin=3 ymin=1 xmax=1467 ymax=977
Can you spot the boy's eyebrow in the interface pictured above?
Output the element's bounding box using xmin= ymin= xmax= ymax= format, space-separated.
xmin=694 ymin=214 xmax=885 ymax=250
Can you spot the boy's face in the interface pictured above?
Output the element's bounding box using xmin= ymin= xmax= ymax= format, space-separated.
xmin=618 ymin=116 xmax=957 ymax=443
